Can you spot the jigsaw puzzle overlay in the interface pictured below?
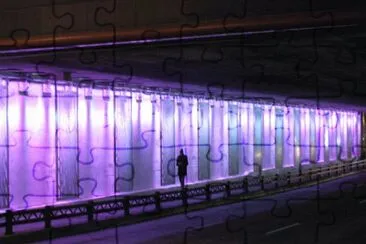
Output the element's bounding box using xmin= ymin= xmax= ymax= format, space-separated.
xmin=0 ymin=0 xmax=365 ymax=243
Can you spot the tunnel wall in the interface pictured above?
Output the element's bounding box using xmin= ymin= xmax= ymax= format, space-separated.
xmin=0 ymin=79 xmax=361 ymax=210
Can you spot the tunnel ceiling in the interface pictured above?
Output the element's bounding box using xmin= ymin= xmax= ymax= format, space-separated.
xmin=0 ymin=24 xmax=365 ymax=111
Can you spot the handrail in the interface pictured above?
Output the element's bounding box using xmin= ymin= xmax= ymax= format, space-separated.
xmin=0 ymin=159 xmax=365 ymax=236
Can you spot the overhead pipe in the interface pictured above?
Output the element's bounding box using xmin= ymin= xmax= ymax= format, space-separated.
xmin=0 ymin=9 xmax=364 ymax=53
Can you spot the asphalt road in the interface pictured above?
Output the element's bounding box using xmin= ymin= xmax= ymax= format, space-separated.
xmin=33 ymin=172 xmax=366 ymax=244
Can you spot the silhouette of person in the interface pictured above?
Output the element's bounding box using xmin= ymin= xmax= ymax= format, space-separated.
xmin=177 ymin=149 xmax=188 ymax=188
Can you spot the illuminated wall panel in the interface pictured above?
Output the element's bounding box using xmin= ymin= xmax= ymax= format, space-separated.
xmin=242 ymin=103 xmax=254 ymax=174
xmin=300 ymin=109 xmax=310 ymax=165
xmin=0 ymin=84 xmax=8 ymax=208
xmin=309 ymin=109 xmax=317 ymax=163
xmin=275 ymin=107 xmax=284 ymax=169
xmin=283 ymin=107 xmax=294 ymax=167
xmin=293 ymin=108 xmax=301 ymax=168
xmin=338 ymin=112 xmax=344 ymax=159
xmin=115 ymin=95 xmax=133 ymax=192
xmin=347 ymin=113 xmax=354 ymax=159
xmin=341 ymin=112 xmax=348 ymax=159
xmin=328 ymin=111 xmax=337 ymax=161
xmin=323 ymin=111 xmax=330 ymax=163
xmin=131 ymin=93 xmax=161 ymax=191
xmin=9 ymin=83 xmax=56 ymax=209
xmin=262 ymin=106 xmax=275 ymax=170
xmin=176 ymin=98 xmax=198 ymax=184
xmin=78 ymin=91 xmax=114 ymax=199
xmin=254 ymin=106 xmax=264 ymax=173
xmin=210 ymin=101 xmax=228 ymax=179
xmin=228 ymin=103 xmax=240 ymax=176
xmin=161 ymin=98 xmax=175 ymax=186
xmin=354 ymin=113 xmax=361 ymax=158
xmin=315 ymin=110 xmax=324 ymax=162
xmin=57 ymin=89 xmax=79 ymax=200
xmin=198 ymin=102 xmax=210 ymax=180
xmin=319 ymin=111 xmax=325 ymax=162
xmin=269 ymin=107 xmax=276 ymax=169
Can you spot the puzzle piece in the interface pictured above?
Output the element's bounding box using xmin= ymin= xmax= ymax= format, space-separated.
xmin=225 ymin=198 xmax=286 ymax=244
xmin=35 ymin=0 xmax=75 ymax=74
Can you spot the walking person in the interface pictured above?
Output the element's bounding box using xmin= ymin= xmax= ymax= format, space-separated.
xmin=177 ymin=149 xmax=188 ymax=188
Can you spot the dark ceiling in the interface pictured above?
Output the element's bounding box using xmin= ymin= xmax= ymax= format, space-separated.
xmin=0 ymin=17 xmax=365 ymax=111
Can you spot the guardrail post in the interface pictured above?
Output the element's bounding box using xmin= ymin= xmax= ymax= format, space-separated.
xmin=243 ymin=177 xmax=248 ymax=193
xmin=123 ymin=196 xmax=130 ymax=216
xmin=154 ymin=192 xmax=161 ymax=212
xmin=260 ymin=176 xmax=264 ymax=191
xmin=5 ymin=210 xmax=13 ymax=235
xmin=44 ymin=206 xmax=52 ymax=229
xmin=274 ymin=174 xmax=279 ymax=188
xmin=205 ymin=184 xmax=211 ymax=201
xmin=226 ymin=181 xmax=231 ymax=198
xmin=309 ymin=169 xmax=312 ymax=181
xmin=343 ymin=164 xmax=346 ymax=174
xmin=298 ymin=171 xmax=302 ymax=185
xmin=86 ymin=200 xmax=94 ymax=223
xmin=287 ymin=172 xmax=291 ymax=186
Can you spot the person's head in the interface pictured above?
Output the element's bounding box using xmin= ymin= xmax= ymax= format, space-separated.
xmin=180 ymin=149 xmax=184 ymax=155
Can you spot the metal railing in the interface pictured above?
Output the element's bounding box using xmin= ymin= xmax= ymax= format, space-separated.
xmin=1 ymin=159 xmax=365 ymax=236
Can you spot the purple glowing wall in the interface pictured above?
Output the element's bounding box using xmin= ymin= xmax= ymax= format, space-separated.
xmin=241 ymin=103 xmax=255 ymax=174
xmin=9 ymin=83 xmax=56 ymax=210
xmin=57 ymin=89 xmax=79 ymax=201
xmin=0 ymin=84 xmax=8 ymax=208
xmin=175 ymin=98 xmax=199 ymax=184
xmin=0 ymin=80 xmax=361 ymax=210
xmin=161 ymin=97 xmax=176 ymax=186
xmin=228 ymin=103 xmax=240 ymax=176
xmin=115 ymin=95 xmax=133 ymax=192
xmin=78 ymin=93 xmax=115 ymax=199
